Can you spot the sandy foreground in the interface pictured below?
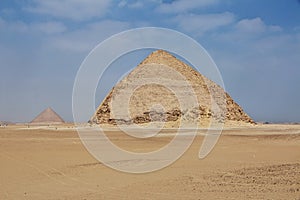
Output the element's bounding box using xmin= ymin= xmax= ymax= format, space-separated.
xmin=0 ymin=124 xmax=299 ymax=199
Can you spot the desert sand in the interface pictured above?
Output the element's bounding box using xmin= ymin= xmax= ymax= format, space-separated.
xmin=0 ymin=124 xmax=299 ymax=199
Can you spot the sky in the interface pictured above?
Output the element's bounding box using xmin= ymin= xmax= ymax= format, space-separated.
xmin=0 ymin=0 xmax=300 ymax=123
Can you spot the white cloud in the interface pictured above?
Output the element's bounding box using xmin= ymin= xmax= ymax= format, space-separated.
xmin=31 ymin=22 xmax=67 ymax=34
xmin=117 ymin=1 xmax=146 ymax=9
xmin=269 ymin=25 xmax=282 ymax=32
xmin=214 ymin=17 xmax=283 ymax=42
xmin=49 ymin=20 xmax=131 ymax=53
xmin=0 ymin=18 xmax=67 ymax=34
xmin=236 ymin=18 xmax=282 ymax=34
xmin=118 ymin=0 xmax=127 ymax=8
xmin=128 ymin=1 xmax=144 ymax=8
xmin=173 ymin=12 xmax=235 ymax=36
xmin=156 ymin=0 xmax=220 ymax=13
xmin=0 ymin=18 xmax=29 ymax=33
xmin=0 ymin=17 xmax=132 ymax=53
xmin=1 ymin=8 xmax=16 ymax=17
xmin=25 ymin=0 xmax=112 ymax=21
xmin=253 ymin=34 xmax=298 ymax=55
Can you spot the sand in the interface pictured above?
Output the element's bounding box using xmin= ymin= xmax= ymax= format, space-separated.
xmin=0 ymin=124 xmax=299 ymax=199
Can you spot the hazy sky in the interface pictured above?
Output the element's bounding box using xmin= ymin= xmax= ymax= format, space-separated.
xmin=0 ymin=0 xmax=300 ymax=123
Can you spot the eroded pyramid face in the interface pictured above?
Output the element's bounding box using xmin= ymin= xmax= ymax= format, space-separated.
xmin=90 ymin=50 xmax=254 ymax=128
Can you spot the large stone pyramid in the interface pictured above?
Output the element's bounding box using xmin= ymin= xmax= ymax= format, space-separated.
xmin=90 ymin=50 xmax=254 ymax=127
xmin=31 ymin=107 xmax=65 ymax=124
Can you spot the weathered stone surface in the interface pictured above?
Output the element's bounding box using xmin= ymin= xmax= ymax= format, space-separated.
xmin=90 ymin=50 xmax=254 ymax=126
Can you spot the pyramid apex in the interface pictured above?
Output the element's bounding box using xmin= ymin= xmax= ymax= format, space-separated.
xmin=139 ymin=49 xmax=178 ymax=66
xmin=149 ymin=49 xmax=174 ymax=57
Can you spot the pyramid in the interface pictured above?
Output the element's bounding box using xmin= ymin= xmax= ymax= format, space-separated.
xmin=31 ymin=107 xmax=65 ymax=124
xmin=90 ymin=50 xmax=254 ymax=127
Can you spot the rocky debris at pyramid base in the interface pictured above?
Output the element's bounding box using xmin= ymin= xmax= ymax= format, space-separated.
xmin=90 ymin=50 xmax=255 ymax=128
xmin=31 ymin=107 xmax=65 ymax=125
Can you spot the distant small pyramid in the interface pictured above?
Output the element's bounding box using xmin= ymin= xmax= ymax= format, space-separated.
xmin=91 ymin=50 xmax=254 ymax=127
xmin=31 ymin=107 xmax=64 ymax=124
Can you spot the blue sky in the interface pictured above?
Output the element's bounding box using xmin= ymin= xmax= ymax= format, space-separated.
xmin=0 ymin=0 xmax=300 ymax=123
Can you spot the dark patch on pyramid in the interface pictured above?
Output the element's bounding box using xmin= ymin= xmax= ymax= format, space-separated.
xmin=90 ymin=50 xmax=254 ymax=126
xmin=31 ymin=107 xmax=64 ymax=124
